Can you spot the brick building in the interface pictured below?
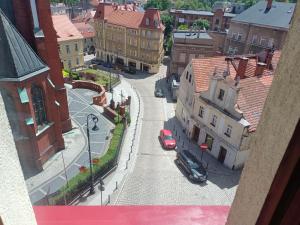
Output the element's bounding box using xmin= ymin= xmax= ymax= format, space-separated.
xmin=169 ymin=31 xmax=227 ymax=77
xmin=224 ymin=0 xmax=295 ymax=55
xmin=92 ymin=2 xmax=165 ymax=73
xmin=170 ymin=8 xmax=235 ymax=32
xmin=0 ymin=0 xmax=71 ymax=176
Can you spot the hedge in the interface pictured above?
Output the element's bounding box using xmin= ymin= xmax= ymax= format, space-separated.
xmin=51 ymin=122 xmax=125 ymax=205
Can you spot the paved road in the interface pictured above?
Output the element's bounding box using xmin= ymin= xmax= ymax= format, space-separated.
xmin=28 ymin=88 xmax=113 ymax=204
xmin=113 ymin=65 xmax=241 ymax=205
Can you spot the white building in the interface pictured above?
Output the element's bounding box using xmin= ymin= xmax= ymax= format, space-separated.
xmin=176 ymin=51 xmax=280 ymax=169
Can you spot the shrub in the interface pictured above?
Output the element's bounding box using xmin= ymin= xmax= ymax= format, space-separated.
xmin=50 ymin=122 xmax=125 ymax=205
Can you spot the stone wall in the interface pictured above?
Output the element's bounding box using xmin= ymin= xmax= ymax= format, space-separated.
xmin=0 ymin=94 xmax=37 ymax=225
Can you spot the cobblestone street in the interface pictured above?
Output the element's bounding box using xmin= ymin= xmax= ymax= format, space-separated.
xmin=113 ymin=65 xmax=241 ymax=205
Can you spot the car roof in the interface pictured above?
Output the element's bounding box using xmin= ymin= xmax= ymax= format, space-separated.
xmin=161 ymin=129 xmax=172 ymax=135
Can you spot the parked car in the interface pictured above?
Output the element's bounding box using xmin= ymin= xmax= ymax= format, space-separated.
xmin=154 ymin=87 xmax=164 ymax=97
xmin=175 ymin=150 xmax=207 ymax=183
xmin=159 ymin=129 xmax=176 ymax=150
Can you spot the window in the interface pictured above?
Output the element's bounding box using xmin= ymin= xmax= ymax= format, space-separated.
xmin=91 ymin=38 xmax=93 ymax=42
xmin=146 ymin=18 xmax=150 ymax=26
xmin=237 ymin=33 xmax=242 ymax=41
xmin=68 ymin=60 xmax=71 ymax=68
xmin=268 ymin=38 xmax=274 ymax=48
xmin=260 ymin=38 xmax=268 ymax=46
xmin=31 ymin=85 xmax=47 ymax=127
xmin=205 ymin=134 xmax=214 ymax=151
xmin=76 ymin=58 xmax=79 ymax=65
xmin=218 ymin=89 xmax=225 ymax=101
xmin=252 ymin=35 xmax=258 ymax=44
xmin=189 ymin=74 xmax=191 ymax=83
xmin=215 ymin=18 xmax=219 ymax=25
xmin=66 ymin=45 xmax=70 ymax=54
xmin=211 ymin=115 xmax=217 ymax=127
xmin=225 ymin=125 xmax=232 ymax=137
xmin=232 ymin=33 xmax=237 ymax=40
xmin=199 ymin=106 xmax=204 ymax=118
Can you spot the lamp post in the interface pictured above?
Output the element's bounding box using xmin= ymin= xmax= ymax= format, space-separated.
xmin=86 ymin=113 xmax=99 ymax=195
xmin=200 ymin=143 xmax=208 ymax=161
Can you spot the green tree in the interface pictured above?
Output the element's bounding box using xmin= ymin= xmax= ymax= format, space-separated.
xmin=161 ymin=14 xmax=174 ymax=36
xmin=144 ymin=0 xmax=171 ymax=11
xmin=193 ymin=19 xmax=210 ymax=30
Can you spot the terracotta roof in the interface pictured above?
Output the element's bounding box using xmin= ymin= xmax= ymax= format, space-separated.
xmin=73 ymin=22 xmax=95 ymax=38
xmin=94 ymin=3 xmax=164 ymax=30
xmin=191 ymin=51 xmax=280 ymax=132
xmin=52 ymin=15 xmax=83 ymax=42
xmin=238 ymin=76 xmax=273 ymax=132
xmin=107 ymin=10 xmax=144 ymax=29
xmin=192 ymin=56 xmax=237 ymax=93
xmin=72 ymin=10 xmax=96 ymax=23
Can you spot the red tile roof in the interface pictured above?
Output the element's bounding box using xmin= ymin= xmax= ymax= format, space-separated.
xmin=52 ymin=15 xmax=83 ymax=42
xmin=94 ymin=3 xmax=164 ymax=30
xmin=238 ymin=76 xmax=273 ymax=132
xmin=107 ymin=10 xmax=144 ymax=29
xmin=191 ymin=51 xmax=280 ymax=132
xmin=73 ymin=22 xmax=95 ymax=38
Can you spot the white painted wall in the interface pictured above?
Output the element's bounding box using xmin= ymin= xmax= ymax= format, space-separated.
xmin=0 ymin=95 xmax=37 ymax=225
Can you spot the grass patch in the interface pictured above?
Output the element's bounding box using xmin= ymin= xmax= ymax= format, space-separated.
xmin=50 ymin=122 xmax=125 ymax=205
xmin=81 ymin=69 xmax=119 ymax=87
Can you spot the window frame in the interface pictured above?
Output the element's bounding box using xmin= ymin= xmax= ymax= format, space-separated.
xmin=218 ymin=89 xmax=225 ymax=101
xmin=225 ymin=125 xmax=232 ymax=137
xmin=211 ymin=115 xmax=217 ymax=127
xmin=199 ymin=106 xmax=204 ymax=118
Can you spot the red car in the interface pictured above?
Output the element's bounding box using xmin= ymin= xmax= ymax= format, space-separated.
xmin=159 ymin=129 xmax=177 ymax=150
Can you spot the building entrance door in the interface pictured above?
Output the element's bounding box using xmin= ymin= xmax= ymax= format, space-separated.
xmin=218 ymin=146 xmax=227 ymax=164
xmin=192 ymin=126 xmax=200 ymax=143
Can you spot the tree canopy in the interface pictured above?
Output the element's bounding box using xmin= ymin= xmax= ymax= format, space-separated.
xmin=144 ymin=0 xmax=172 ymax=11
xmin=193 ymin=19 xmax=210 ymax=30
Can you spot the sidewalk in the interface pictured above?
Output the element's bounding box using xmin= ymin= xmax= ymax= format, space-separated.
xmin=76 ymin=77 xmax=144 ymax=205
xmin=26 ymin=85 xmax=114 ymax=204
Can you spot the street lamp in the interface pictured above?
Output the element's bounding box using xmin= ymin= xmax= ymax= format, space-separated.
xmin=86 ymin=113 xmax=99 ymax=195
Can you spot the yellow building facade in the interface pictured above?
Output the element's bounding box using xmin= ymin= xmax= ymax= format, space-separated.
xmin=58 ymin=39 xmax=84 ymax=70
xmin=52 ymin=15 xmax=85 ymax=70
xmin=92 ymin=3 xmax=164 ymax=73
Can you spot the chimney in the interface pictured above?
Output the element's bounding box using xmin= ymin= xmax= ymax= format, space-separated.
xmin=255 ymin=62 xmax=267 ymax=76
xmin=236 ymin=57 xmax=248 ymax=79
xmin=266 ymin=0 xmax=273 ymax=12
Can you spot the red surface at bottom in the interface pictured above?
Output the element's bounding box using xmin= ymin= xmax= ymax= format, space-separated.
xmin=34 ymin=206 xmax=230 ymax=225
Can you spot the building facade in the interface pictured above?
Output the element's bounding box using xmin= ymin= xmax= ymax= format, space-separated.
xmin=224 ymin=0 xmax=295 ymax=55
xmin=170 ymin=8 xmax=235 ymax=32
xmin=169 ymin=30 xmax=227 ymax=77
xmin=52 ymin=15 xmax=85 ymax=70
xmin=0 ymin=0 xmax=72 ymax=176
xmin=92 ymin=2 xmax=164 ymax=73
xmin=175 ymin=51 xmax=279 ymax=169
xmin=73 ymin=22 xmax=96 ymax=53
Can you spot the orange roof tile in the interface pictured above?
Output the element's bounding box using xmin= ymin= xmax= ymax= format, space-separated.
xmin=94 ymin=3 xmax=164 ymax=30
xmin=73 ymin=22 xmax=95 ymax=38
xmin=52 ymin=15 xmax=83 ymax=42
xmin=238 ymin=76 xmax=273 ymax=132
xmin=191 ymin=51 xmax=280 ymax=132
xmin=107 ymin=10 xmax=144 ymax=29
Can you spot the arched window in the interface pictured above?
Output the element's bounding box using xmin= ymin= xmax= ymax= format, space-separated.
xmin=31 ymin=85 xmax=47 ymax=126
